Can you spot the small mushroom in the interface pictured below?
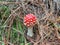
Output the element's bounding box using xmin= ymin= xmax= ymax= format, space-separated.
xmin=24 ymin=14 xmax=37 ymax=37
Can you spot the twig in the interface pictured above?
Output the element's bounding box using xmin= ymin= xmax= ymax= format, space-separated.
xmin=0 ymin=1 xmax=21 ymax=4
xmin=3 ymin=6 xmax=21 ymax=25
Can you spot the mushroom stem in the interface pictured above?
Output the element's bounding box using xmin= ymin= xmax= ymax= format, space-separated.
xmin=27 ymin=27 xmax=33 ymax=37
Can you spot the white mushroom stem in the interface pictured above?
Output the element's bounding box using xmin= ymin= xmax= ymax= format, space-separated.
xmin=27 ymin=27 xmax=33 ymax=37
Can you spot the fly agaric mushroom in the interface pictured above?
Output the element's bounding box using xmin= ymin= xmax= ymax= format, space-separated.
xmin=24 ymin=14 xmax=37 ymax=37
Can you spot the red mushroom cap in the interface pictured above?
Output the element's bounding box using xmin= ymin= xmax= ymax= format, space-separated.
xmin=24 ymin=14 xmax=37 ymax=27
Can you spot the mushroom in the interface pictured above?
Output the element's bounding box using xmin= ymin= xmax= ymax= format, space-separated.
xmin=24 ymin=14 xmax=37 ymax=37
